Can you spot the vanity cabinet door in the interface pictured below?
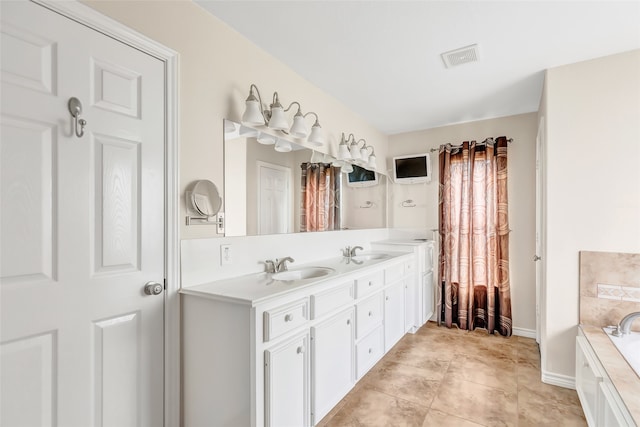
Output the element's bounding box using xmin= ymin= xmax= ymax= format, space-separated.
xmin=599 ymin=382 xmax=634 ymax=427
xmin=576 ymin=336 xmax=603 ymax=427
xmin=311 ymin=307 xmax=355 ymax=425
xmin=384 ymin=281 xmax=406 ymax=352
xmin=422 ymin=270 xmax=434 ymax=323
xmin=404 ymin=263 xmax=417 ymax=332
xmin=265 ymin=332 xmax=310 ymax=427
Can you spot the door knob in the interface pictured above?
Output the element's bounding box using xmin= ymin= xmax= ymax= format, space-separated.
xmin=144 ymin=281 xmax=164 ymax=295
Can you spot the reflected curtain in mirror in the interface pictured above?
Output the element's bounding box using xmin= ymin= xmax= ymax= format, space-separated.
xmin=300 ymin=163 xmax=341 ymax=232
xmin=437 ymin=137 xmax=512 ymax=336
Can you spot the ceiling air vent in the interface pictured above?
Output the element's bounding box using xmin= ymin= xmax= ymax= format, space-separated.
xmin=441 ymin=44 xmax=480 ymax=68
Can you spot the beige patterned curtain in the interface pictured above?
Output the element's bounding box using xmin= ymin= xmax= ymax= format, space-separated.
xmin=437 ymin=137 xmax=512 ymax=336
xmin=300 ymin=163 xmax=341 ymax=232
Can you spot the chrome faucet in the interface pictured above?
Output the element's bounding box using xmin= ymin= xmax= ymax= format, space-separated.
xmin=275 ymin=257 xmax=295 ymax=272
xmin=615 ymin=311 xmax=640 ymax=336
xmin=350 ymin=246 xmax=363 ymax=257
xmin=264 ymin=260 xmax=276 ymax=274
xmin=342 ymin=245 xmax=364 ymax=258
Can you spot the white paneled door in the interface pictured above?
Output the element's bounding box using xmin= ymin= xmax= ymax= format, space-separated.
xmin=0 ymin=2 xmax=165 ymax=427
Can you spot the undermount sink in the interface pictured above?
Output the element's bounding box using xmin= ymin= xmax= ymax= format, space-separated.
xmin=272 ymin=267 xmax=335 ymax=281
xmin=351 ymin=253 xmax=388 ymax=262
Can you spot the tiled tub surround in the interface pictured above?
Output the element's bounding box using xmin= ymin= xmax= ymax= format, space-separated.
xmin=578 ymin=251 xmax=640 ymax=426
xmin=579 ymin=251 xmax=640 ymax=330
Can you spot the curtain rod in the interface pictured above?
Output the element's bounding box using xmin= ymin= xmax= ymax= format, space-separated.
xmin=429 ymin=137 xmax=513 ymax=153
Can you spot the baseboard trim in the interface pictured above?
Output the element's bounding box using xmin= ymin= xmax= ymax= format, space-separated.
xmin=541 ymin=370 xmax=576 ymax=390
xmin=512 ymin=327 xmax=536 ymax=339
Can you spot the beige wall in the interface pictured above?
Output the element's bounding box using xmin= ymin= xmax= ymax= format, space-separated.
xmin=540 ymin=49 xmax=640 ymax=379
xmin=387 ymin=113 xmax=539 ymax=333
xmin=84 ymin=0 xmax=389 ymax=239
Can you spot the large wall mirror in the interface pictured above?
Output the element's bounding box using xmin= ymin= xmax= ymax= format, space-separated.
xmin=223 ymin=119 xmax=387 ymax=237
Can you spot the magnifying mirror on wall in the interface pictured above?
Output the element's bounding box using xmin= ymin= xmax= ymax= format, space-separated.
xmin=186 ymin=179 xmax=224 ymax=231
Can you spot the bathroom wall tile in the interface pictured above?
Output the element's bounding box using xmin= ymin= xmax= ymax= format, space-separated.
xmin=597 ymin=283 xmax=624 ymax=300
xmin=580 ymin=251 xmax=640 ymax=329
xmin=580 ymin=251 xmax=640 ymax=298
xmin=580 ymin=295 xmax=640 ymax=330
xmin=622 ymin=286 xmax=640 ymax=303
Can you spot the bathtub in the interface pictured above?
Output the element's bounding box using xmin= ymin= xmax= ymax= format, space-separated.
xmin=604 ymin=327 xmax=640 ymax=378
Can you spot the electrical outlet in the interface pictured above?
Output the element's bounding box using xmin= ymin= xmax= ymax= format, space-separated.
xmin=220 ymin=244 xmax=232 ymax=265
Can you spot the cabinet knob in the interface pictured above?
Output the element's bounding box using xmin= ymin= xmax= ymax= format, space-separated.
xmin=284 ymin=314 xmax=293 ymax=322
xmin=368 ymin=311 xmax=373 ymax=317
xmin=368 ymin=348 xmax=372 ymax=354
xmin=386 ymin=296 xmax=389 ymax=301
xmin=346 ymin=319 xmax=351 ymax=325
xmin=369 ymin=281 xmax=373 ymax=287
xmin=297 ymin=346 xmax=305 ymax=354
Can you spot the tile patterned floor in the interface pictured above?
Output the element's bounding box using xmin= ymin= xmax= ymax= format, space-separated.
xmin=318 ymin=322 xmax=587 ymax=427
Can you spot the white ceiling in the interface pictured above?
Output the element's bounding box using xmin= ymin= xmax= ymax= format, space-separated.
xmin=195 ymin=1 xmax=640 ymax=135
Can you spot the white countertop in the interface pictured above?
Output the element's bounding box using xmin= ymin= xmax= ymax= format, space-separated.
xmin=180 ymin=251 xmax=411 ymax=306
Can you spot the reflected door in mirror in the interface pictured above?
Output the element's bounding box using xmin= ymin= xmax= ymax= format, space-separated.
xmin=257 ymin=161 xmax=292 ymax=235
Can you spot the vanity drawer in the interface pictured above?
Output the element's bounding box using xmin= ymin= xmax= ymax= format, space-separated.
xmin=356 ymin=292 xmax=383 ymax=338
xmin=263 ymin=298 xmax=309 ymax=342
xmin=356 ymin=326 xmax=384 ymax=379
xmin=311 ymin=281 xmax=354 ymax=320
xmin=385 ymin=262 xmax=405 ymax=284
xmin=355 ymin=270 xmax=384 ymax=299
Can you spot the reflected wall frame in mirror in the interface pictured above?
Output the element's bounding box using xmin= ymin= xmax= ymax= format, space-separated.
xmin=223 ymin=119 xmax=387 ymax=237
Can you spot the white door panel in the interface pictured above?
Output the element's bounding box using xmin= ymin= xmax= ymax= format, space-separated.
xmin=258 ymin=162 xmax=291 ymax=235
xmin=0 ymin=2 xmax=165 ymax=426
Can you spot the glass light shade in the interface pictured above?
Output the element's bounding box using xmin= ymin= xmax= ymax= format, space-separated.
xmin=268 ymin=106 xmax=289 ymax=131
xmin=367 ymin=154 xmax=377 ymax=169
xmin=289 ymin=114 xmax=309 ymax=138
xmin=342 ymin=163 xmax=354 ymax=173
xmin=274 ymin=139 xmax=292 ymax=152
xmin=257 ymin=132 xmax=276 ymax=145
xmin=349 ymin=144 xmax=361 ymax=160
xmin=338 ymin=143 xmax=351 ymax=160
xmin=360 ymin=147 xmax=370 ymax=159
xmin=307 ymin=124 xmax=324 ymax=146
xmin=242 ymin=99 xmax=264 ymax=126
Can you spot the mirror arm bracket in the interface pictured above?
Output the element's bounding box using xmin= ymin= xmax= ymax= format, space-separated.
xmin=186 ymin=212 xmax=225 ymax=232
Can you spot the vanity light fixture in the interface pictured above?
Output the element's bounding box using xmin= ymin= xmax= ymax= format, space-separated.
xmin=338 ymin=133 xmax=355 ymax=160
xmin=274 ymin=138 xmax=292 ymax=152
xmin=241 ymin=84 xmax=325 ymax=146
xmin=337 ymin=132 xmax=377 ymax=170
xmin=256 ymin=132 xmax=276 ymax=145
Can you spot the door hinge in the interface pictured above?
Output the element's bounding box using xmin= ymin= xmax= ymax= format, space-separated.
xmin=164 ymin=278 xmax=167 ymax=290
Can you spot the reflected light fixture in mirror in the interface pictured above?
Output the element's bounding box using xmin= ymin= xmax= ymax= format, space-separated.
xmin=274 ymin=139 xmax=292 ymax=152
xmin=336 ymin=132 xmax=377 ymax=169
xmin=257 ymin=133 xmax=276 ymax=145
xmin=241 ymin=84 xmax=324 ymax=146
